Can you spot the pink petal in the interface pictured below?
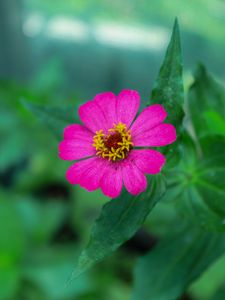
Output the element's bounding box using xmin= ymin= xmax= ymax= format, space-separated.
xmin=132 ymin=123 xmax=176 ymax=147
xmin=63 ymin=124 xmax=93 ymax=140
xmin=78 ymin=100 xmax=108 ymax=133
xmin=130 ymin=104 xmax=167 ymax=136
xmin=116 ymin=90 xmax=140 ymax=128
xmin=100 ymin=162 xmax=123 ymax=198
xmin=94 ymin=92 xmax=117 ymax=129
xmin=59 ymin=124 xmax=95 ymax=160
xmin=66 ymin=157 xmax=108 ymax=191
xmin=122 ymin=160 xmax=147 ymax=195
xmin=128 ymin=149 xmax=166 ymax=174
xmin=59 ymin=139 xmax=95 ymax=161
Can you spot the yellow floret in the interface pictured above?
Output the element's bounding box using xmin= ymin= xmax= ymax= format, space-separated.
xmin=92 ymin=122 xmax=133 ymax=161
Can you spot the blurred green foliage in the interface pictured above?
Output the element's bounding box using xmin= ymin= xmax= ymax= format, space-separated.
xmin=133 ymin=231 xmax=225 ymax=300
xmin=26 ymin=0 xmax=225 ymax=46
xmin=0 ymin=1 xmax=225 ymax=300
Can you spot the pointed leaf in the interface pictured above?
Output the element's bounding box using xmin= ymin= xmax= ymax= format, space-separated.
xmin=68 ymin=175 xmax=166 ymax=281
xmin=151 ymin=18 xmax=184 ymax=133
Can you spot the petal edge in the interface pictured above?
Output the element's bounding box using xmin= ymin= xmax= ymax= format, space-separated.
xmin=132 ymin=123 xmax=177 ymax=147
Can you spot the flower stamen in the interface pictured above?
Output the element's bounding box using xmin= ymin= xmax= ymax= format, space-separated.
xmin=92 ymin=122 xmax=133 ymax=161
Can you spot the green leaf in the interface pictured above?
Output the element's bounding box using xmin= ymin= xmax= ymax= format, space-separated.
xmin=162 ymin=134 xmax=225 ymax=232
xmin=132 ymin=230 xmax=225 ymax=300
xmin=151 ymin=18 xmax=184 ymax=133
xmin=21 ymin=99 xmax=79 ymax=140
xmin=188 ymin=64 xmax=225 ymax=140
xmin=68 ymin=175 xmax=166 ymax=282
xmin=190 ymin=254 xmax=225 ymax=300
xmin=203 ymin=110 xmax=225 ymax=136
xmin=210 ymin=286 xmax=225 ymax=300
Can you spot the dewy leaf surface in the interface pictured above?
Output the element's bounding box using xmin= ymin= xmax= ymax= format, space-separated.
xmin=68 ymin=18 xmax=184 ymax=281
xmin=132 ymin=230 xmax=225 ymax=300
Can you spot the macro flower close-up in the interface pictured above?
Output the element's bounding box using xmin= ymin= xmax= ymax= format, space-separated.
xmin=59 ymin=90 xmax=176 ymax=198
xmin=2 ymin=4 xmax=225 ymax=298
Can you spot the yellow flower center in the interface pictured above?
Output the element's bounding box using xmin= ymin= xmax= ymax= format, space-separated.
xmin=92 ymin=122 xmax=133 ymax=161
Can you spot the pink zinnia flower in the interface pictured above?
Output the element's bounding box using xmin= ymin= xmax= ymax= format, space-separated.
xmin=59 ymin=90 xmax=176 ymax=198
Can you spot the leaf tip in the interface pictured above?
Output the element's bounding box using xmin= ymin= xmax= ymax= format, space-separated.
xmin=174 ymin=17 xmax=179 ymax=26
xmin=172 ymin=17 xmax=180 ymax=38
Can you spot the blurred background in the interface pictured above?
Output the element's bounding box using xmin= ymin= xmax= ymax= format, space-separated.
xmin=0 ymin=1 xmax=225 ymax=299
